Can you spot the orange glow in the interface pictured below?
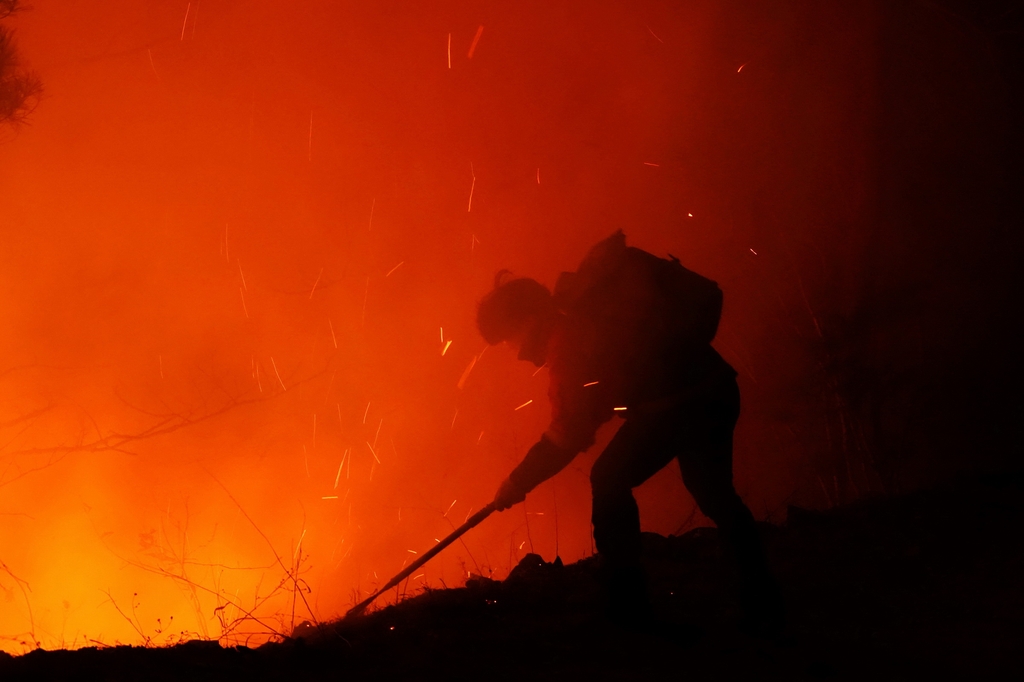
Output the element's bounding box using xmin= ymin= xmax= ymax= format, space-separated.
xmin=0 ymin=0 xmax=891 ymax=654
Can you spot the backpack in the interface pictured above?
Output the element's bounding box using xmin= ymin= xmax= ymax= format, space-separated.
xmin=553 ymin=230 xmax=723 ymax=349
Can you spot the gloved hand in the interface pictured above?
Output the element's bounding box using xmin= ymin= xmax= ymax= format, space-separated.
xmin=493 ymin=477 xmax=527 ymax=511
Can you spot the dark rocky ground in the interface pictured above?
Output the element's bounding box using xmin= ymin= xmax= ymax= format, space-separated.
xmin=2 ymin=472 xmax=1021 ymax=681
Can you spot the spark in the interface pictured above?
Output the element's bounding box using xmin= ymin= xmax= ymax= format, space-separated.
xmin=368 ymin=198 xmax=375 ymax=230
xmin=738 ymin=63 xmax=747 ymax=73
xmin=337 ymin=402 xmax=343 ymax=425
xmin=515 ymin=399 xmax=533 ymax=411
xmin=440 ymin=327 xmax=444 ymax=343
xmin=322 ymin=496 xmax=338 ymax=500
xmin=363 ymin=401 xmax=371 ymax=424
xmin=239 ymin=287 xmax=249 ymax=318
xmin=749 ymin=248 xmax=758 ymax=255
xmin=467 ymin=25 xmax=484 ymax=59
xmin=255 ymin=360 xmax=262 ymax=392
xmin=688 ymin=213 xmax=694 ymax=217
xmin=444 ymin=499 xmax=457 ymax=517
xmin=519 ymin=541 xmax=526 ymax=550
xmin=147 ymin=49 xmax=160 ymax=80
xmin=643 ymin=162 xmax=660 ymax=167
xmin=330 ymin=538 xmax=346 ymax=563
xmin=270 ymin=357 xmax=286 ymax=390
xmin=328 ymin=319 xmax=337 ymax=348
xmin=158 ymin=355 xmax=164 ymax=380
xmin=536 ymin=167 xmax=541 ymax=184
xmin=312 ymin=413 xmax=317 ymax=448
xmin=583 ymin=381 xmax=599 ymax=387
xmin=370 ymin=462 xmax=376 ymax=481
xmin=645 ymin=23 xmax=664 ymax=43
xmin=307 ymin=111 xmax=313 ymax=162
xmin=334 ymin=450 xmax=348 ymax=489
xmin=531 ymin=364 xmax=547 ymax=377
xmin=451 ymin=409 xmax=458 ymax=430
xmin=373 ymin=418 xmax=383 ymax=450
xmin=414 ymin=574 xmax=425 ymax=580
xmin=386 ymin=261 xmax=404 ymax=277
xmin=464 ymin=507 xmax=473 ymax=523
xmin=191 ymin=0 xmax=200 ymax=39
xmin=304 ymin=445 xmax=310 ymax=477
xmin=442 ymin=340 xmax=452 ymax=356
xmin=447 ymin=33 xmax=451 ymax=69
xmin=180 ymin=3 xmax=191 ymax=41
xmin=224 ymin=223 xmax=229 ymax=261
xmin=237 ymin=260 xmax=247 ymax=290
xmin=293 ymin=529 xmax=306 ymax=562
xmin=309 ymin=267 xmax=323 ymax=299
xmin=366 ymin=441 xmax=380 ymax=464
xmin=613 ymin=406 xmax=628 ymax=411
xmin=457 ymin=353 xmax=479 ymax=389
xmin=477 ymin=431 xmax=484 ymax=444
xmin=467 ymin=163 xmax=476 ymax=212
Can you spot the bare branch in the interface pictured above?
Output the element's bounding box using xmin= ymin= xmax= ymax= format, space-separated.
xmin=0 ymin=3 xmax=42 ymax=128
xmin=0 ymin=2 xmax=21 ymax=22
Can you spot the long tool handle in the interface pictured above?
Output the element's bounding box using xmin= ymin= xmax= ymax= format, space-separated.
xmin=345 ymin=503 xmax=496 ymax=618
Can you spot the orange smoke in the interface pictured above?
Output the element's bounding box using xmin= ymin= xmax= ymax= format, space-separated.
xmin=0 ymin=0 xmax=929 ymax=652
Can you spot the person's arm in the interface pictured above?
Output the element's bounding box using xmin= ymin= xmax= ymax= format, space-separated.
xmin=493 ymin=435 xmax=578 ymax=510
xmin=493 ymin=339 xmax=614 ymax=511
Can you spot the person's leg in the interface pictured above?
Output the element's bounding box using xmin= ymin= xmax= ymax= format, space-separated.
xmin=676 ymin=379 xmax=783 ymax=630
xmin=590 ymin=412 xmax=679 ymax=619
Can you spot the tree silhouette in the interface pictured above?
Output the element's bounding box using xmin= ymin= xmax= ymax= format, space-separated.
xmin=0 ymin=0 xmax=41 ymax=128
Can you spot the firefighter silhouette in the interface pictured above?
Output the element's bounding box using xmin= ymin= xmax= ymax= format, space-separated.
xmin=478 ymin=231 xmax=782 ymax=630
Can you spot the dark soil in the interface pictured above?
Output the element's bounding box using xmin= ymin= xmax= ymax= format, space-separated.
xmin=2 ymin=473 xmax=1021 ymax=681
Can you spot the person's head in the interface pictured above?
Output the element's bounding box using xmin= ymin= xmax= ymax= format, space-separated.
xmin=476 ymin=272 xmax=556 ymax=366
